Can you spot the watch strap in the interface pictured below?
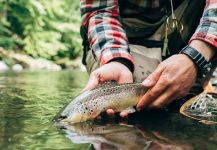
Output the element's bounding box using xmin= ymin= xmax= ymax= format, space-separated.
xmin=180 ymin=46 xmax=212 ymax=78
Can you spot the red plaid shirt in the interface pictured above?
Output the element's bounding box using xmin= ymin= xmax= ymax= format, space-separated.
xmin=80 ymin=0 xmax=217 ymax=67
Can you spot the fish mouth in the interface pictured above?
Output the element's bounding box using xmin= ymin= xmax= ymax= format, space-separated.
xmin=56 ymin=115 xmax=68 ymax=122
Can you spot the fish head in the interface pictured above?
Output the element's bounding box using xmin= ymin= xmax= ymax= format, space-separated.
xmin=56 ymin=90 xmax=94 ymax=123
xmin=58 ymin=104 xmax=93 ymax=123
xmin=59 ymin=112 xmax=91 ymax=123
xmin=58 ymin=105 xmax=100 ymax=123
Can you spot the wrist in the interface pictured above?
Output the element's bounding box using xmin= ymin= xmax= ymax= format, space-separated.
xmin=180 ymin=45 xmax=212 ymax=78
xmin=189 ymin=40 xmax=216 ymax=61
xmin=109 ymin=58 xmax=134 ymax=73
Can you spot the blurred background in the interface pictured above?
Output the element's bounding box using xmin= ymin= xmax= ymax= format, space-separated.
xmin=0 ymin=0 xmax=82 ymax=72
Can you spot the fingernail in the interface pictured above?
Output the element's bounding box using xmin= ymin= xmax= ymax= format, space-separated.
xmin=142 ymin=79 xmax=151 ymax=86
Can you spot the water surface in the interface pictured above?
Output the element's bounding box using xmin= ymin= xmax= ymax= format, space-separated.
xmin=0 ymin=70 xmax=217 ymax=150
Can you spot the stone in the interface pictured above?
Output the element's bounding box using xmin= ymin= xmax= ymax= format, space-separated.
xmin=12 ymin=64 xmax=23 ymax=72
xmin=0 ymin=61 xmax=9 ymax=72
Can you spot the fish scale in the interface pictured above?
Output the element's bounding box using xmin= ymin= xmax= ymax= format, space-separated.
xmin=58 ymin=83 xmax=148 ymax=123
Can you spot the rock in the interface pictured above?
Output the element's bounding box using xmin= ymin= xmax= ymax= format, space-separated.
xmin=27 ymin=58 xmax=62 ymax=71
xmin=12 ymin=64 xmax=23 ymax=72
xmin=80 ymin=65 xmax=86 ymax=72
xmin=0 ymin=61 xmax=9 ymax=72
xmin=0 ymin=49 xmax=63 ymax=71
xmin=50 ymin=64 xmax=62 ymax=71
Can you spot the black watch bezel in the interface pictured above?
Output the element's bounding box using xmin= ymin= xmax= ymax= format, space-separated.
xmin=180 ymin=46 xmax=212 ymax=78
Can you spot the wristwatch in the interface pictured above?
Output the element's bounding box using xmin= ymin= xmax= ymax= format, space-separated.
xmin=180 ymin=46 xmax=212 ymax=78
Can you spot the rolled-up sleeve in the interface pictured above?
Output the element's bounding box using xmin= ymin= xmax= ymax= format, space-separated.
xmin=80 ymin=0 xmax=134 ymax=67
xmin=190 ymin=0 xmax=217 ymax=48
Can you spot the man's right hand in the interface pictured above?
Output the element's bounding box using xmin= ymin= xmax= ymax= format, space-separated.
xmin=82 ymin=61 xmax=133 ymax=118
xmin=83 ymin=61 xmax=133 ymax=91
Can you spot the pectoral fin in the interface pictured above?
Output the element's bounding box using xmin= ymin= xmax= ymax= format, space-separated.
xmin=122 ymin=107 xmax=136 ymax=114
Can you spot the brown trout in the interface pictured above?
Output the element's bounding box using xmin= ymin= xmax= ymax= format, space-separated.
xmin=58 ymin=83 xmax=147 ymax=123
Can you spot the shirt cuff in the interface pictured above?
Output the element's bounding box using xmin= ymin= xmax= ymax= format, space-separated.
xmin=189 ymin=30 xmax=217 ymax=48
xmin=99 ymin=48 xmax=134 ymax=72
xmin=109 ymin=58 xmax=134 ymax=73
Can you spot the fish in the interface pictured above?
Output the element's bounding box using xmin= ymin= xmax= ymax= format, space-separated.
xmin=57 ymin=82 xmax=148 ymax=123
xmin=180 ymin=83 xmax=217 ymax=124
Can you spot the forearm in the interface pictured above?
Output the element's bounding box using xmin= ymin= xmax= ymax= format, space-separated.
xmin=80 ymin=0 xmax=134 ymax=69
xmin=189 ymin=0 xmax=217 ymax=57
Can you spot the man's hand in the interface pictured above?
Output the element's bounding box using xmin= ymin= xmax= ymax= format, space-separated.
xmin=136 ymin=40 xmax=216 ymax=110
xmin=82 ymin=61 xmax=133 ymax=117
xmin=136 ymin=54 xmax=197 ymax=110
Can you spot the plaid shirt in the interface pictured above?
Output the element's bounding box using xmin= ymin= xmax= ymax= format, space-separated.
xmin=80 ymin=0 xmax=217 ymax=68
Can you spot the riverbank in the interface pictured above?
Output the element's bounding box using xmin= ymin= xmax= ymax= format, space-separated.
xmin=0 ymin=47 xmax=84 ymax=72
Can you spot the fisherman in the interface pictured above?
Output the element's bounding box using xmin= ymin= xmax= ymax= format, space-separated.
xmin=79 ymin=0 xmax=217 ymax=117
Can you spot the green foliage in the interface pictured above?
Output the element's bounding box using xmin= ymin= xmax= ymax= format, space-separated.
xmin=0 ymin=0 xmax=82 ymax=60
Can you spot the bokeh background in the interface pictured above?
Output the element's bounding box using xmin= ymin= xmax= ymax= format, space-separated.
xmin=0 ymin=0 xmax=82 ymax=71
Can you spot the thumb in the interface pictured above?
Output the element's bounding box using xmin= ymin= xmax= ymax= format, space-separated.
xmin=142 ymin=65 xmax=164 ymax=87
xmin=82 ymin=72 xmax=100 ymax=92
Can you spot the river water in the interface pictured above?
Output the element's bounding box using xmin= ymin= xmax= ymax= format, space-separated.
xmin=0 ymin=70 xmax=217 ymax=150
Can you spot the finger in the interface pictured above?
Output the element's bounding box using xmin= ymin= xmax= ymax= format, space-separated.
xmin=137 ymin=76 xmax=168 ymax=111
xmin=142 ymin=64 xmax=164 ymax=87
xmin=106 ymin=109 xmax=115 ymax=117
xmin=148 ymin=88 xmax=177 ymax=109
xmin=82 ymin=72 xmax=100 ymax=92
xmin=119 ymin=112 xmax=128 ymax=118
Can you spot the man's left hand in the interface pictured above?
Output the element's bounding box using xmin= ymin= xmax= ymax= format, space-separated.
xmin=136 ymin=54 xmax=197 ymax=110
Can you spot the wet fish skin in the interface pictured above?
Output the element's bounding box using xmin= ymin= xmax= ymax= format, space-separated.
xmin=59 ymin=83 xmax=148 ymax=123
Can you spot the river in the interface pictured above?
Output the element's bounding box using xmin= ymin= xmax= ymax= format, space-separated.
xmin=0 ymin=70 xmax=216 ymax=150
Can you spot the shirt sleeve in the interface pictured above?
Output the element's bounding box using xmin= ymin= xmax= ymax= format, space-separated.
xmin=80 ymin=0 xmax=134 ymax=68
xmin=190 ymin=0 xmax=217 ymax=48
